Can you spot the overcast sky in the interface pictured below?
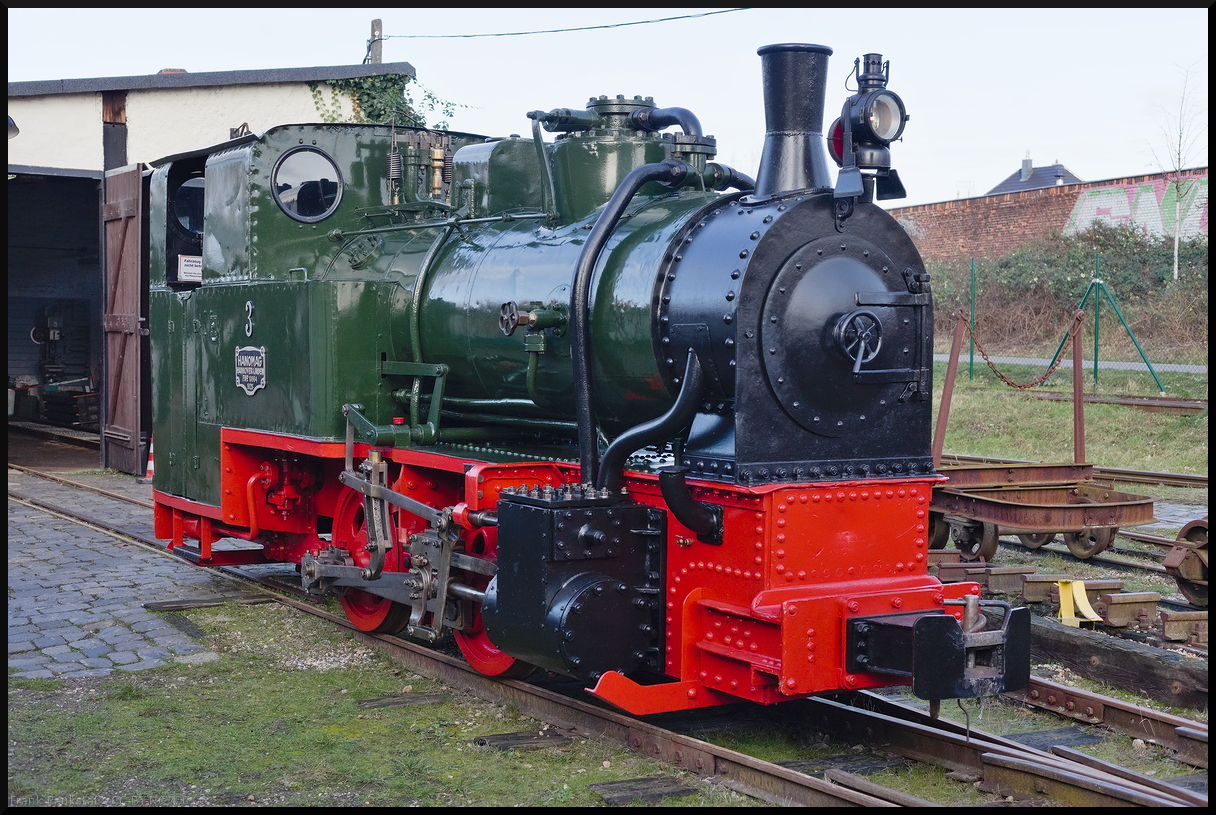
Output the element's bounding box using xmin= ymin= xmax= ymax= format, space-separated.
xmin=8 ymin=8 xmax=1208 ymax=208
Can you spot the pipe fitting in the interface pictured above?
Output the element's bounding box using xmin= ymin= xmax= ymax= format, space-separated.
xmin=658 ymin=466 xmax=723 ymax=545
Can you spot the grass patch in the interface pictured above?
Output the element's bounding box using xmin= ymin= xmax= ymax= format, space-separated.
xmin=8 ymin=676 xmax=65 ymax=692
xmin=931 ymin=362 xmax=1207 ymax=475
xmin=7 ymin=602 xmax=755 ymax=807
xmin=863 ymin=762 xmax=994 ymax=806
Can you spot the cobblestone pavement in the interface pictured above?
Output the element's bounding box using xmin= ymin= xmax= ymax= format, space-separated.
xmin=8 ymin=430 xmax=255 ymax=680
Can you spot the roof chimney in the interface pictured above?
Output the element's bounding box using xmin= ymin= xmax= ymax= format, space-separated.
xmin=1054 ymin=160 xmax=1064 ymax=185
xmin=1020 ymin=151 xmax=1032 ymax=182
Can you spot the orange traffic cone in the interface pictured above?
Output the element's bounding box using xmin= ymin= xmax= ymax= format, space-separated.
xmin=142 ymin=435 xmax=155 ymax=482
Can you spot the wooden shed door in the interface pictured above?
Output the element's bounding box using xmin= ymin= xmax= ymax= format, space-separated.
xmin=102 ymin=164 xmax=149 ymax=475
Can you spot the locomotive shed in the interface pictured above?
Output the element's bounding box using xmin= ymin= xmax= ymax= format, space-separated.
xmin=8 ymin=427 xmax=1207 ymax=806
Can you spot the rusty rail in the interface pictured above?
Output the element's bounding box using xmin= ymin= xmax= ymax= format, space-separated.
xmin=802 ymin=692 xmax=1202 ymax=806
xmin=1030 ymin=392 xmax=1208 ymax=415
xmin=306 ymin=600 xmax=899 ymax=807
xmin=1006 ymin=675 xmax=1208 ymax=769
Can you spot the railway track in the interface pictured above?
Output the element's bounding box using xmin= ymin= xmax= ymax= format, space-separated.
xmin=8 ymin=464 xmax=1207 ymax=806
xmin=1027 ymin=391 xmax=1207 ymax=416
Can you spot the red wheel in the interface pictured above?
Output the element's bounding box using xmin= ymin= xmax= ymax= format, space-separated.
xmin=453 ymin=528 xmax=535 ymax=679
xmin=332 ymin=486 xmax=412 ymax=634
xmin=340 ymin=587 xmax=412 ymax=634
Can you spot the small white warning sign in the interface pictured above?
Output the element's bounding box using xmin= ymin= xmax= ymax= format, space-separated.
xmin=178 ymin=255 xmax=203 ymax=283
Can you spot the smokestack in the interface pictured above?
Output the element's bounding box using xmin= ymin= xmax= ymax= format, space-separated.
xmin=753 ymin=43 xmax=834 ymax=198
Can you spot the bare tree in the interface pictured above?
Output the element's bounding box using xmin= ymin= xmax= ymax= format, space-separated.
xmin=1151 ymin=62 xmax=1207 ymax=281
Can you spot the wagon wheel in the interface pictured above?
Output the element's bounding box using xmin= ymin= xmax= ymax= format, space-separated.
xmin=332 ymin=486 xmax=412 ymax=634
xmin=928 ymin=512 xmax=949 ymax=550
xmin=954 ymin=521 xmax=999 ymax=562
xmin=1017 ymin=533 xmax=1056 ymax=549
xmin=1062 ymin=526 xmax=1115 ymax=559
xmin=1061 ymin=497 xmax=1115 ymax=559
xmin=453 ymin=527 xmax=536 ymax=679
xmin=1172 ymin=519 xmax=1208 ymax=607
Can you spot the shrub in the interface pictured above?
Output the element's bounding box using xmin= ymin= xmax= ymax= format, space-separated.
xmin=928 ymin=224 xmax=1208 ymax=357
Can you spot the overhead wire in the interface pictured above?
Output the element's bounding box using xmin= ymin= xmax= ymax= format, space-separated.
xmin=384 ymin=9 xmax=748 ymax=38
xmin=364 ymin=9 xmax=750 ymax=61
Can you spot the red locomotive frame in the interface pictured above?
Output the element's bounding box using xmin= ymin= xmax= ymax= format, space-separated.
xmin=154 ymin=428 xmax=982 ymax=714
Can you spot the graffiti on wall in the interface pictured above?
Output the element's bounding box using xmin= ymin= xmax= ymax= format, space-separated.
xmin=1065 ymin=174 xmax=1208 ymax=239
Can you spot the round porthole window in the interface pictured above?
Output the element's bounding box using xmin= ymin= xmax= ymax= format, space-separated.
xmin=170 ymin=175 xmax=205 ymax=239
xmin=166 ymin=159 xmax=206 ymax=246
xmin=272 ymin=146 xmax=343 ymax=222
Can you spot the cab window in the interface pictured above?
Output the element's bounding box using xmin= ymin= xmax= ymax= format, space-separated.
xmin=273 ymin=147 xmax=343 ymax=222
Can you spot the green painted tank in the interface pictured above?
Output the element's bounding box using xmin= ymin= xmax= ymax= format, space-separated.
xmin=148 ymin=101 xmax=740 ymax=504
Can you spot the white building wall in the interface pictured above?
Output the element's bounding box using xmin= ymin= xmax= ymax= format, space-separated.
xmin=7 ymin=94 xmax=105 ymax=172
xmin=126 ymin=83 xmax=355 ymax=162
xmin=8 ymin=83 xmax=356 ymax=172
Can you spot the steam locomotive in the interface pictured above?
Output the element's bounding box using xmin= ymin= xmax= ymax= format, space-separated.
xmin=148 ymin=43 xmax=1029 ymax=714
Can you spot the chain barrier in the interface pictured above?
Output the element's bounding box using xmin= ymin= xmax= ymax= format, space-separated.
xmin=965 ymin=319 xmax=1076 ymax=390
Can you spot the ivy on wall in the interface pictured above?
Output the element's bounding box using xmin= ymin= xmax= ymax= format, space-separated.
xmin=308 ymin=75 xmax=460 ymax=129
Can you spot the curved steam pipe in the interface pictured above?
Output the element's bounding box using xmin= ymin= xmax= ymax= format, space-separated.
xmin=628 ymin=107 xmax=756 ymax=193
xmin=707 ymin=163 xmax=756 ymax=193
xmin=570 ymin=158 xmax=688 ymax=487
xmin=630 ymin=106 xmax=704 ymax=138
xmin=597 ymin=349 xmax=705 ymax=494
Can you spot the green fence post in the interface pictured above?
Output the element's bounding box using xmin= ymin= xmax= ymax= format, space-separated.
xmin=1093 ymin=254 xmax=1100 ymax=386
xmin=1052 ymin=279 xmax=1096 ymax=373
xmin=1099 ymin=281 xmax=1167 ymax=395
xmin=969 ymin=258 xmax=975 ymax=381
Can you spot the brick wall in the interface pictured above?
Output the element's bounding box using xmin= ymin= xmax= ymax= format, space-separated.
xmin=889 ymin=169 xmax=1208 ymax=263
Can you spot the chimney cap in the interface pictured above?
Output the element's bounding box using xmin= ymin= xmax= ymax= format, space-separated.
xmin=756 ymin=42 xmax=833 ymax=57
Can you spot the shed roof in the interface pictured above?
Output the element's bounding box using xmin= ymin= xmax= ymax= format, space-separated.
xmin=8 ymin=62 xmax=415 ymax=97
